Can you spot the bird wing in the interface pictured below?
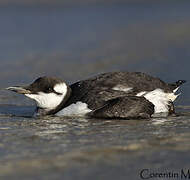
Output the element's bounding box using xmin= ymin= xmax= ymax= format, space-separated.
xmin=87 ymin=96 xmax=154 ymax=119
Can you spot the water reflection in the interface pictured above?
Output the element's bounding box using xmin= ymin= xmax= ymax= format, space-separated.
xmin=0 ymin=2 xmax=190 ymax=179
xmin=0 ymin=104 xmax=190 ymax=179
xmin=152 ymin=118 xmax=169 ymax=125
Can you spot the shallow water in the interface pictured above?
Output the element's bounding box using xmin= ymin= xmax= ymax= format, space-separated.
xmin=0 ymin=105 xmax=190 ymax=180
xmin=1 ymin=1 xmax=190 ymax=180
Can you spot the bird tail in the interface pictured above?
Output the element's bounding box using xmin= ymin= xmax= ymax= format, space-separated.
xmin=169 ymin=80 xmax=186 ymax=90
xmin=174 ymin=80 xmax=186 ymax=87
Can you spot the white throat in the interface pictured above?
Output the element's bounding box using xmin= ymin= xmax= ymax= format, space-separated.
xmin=25 ymin=83 xmax=68 ymax=110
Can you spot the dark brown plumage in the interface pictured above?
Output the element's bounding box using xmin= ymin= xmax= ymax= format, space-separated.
xmin=6 ymin=72 xmax=186 ymax=119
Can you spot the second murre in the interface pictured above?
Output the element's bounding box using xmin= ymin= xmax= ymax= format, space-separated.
xmin=6 ymin=72 xmax=186 ymax=119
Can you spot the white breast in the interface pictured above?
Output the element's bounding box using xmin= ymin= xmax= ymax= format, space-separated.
xmin=56 ymin=101 xmax=92 ymax=117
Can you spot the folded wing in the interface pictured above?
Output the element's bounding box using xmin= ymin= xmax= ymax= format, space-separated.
xmin=88 ymin=96 xmax=154 ymax=119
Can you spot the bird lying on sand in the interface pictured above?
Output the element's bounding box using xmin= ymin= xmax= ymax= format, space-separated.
xmin=6 ymin=72 xmax=186 ymax=119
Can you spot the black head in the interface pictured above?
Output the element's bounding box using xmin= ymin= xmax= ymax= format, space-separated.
xmin=6 ymin=76 xmax=71 ymax=114
xmin=25 ymin=76 xmax=65 ymax=95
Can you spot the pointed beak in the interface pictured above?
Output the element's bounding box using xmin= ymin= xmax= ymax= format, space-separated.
xmin=6 ymin=86 xmax=31 ymax=94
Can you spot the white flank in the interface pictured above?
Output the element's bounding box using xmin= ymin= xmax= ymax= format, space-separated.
xmin=56 ymin=102 xmax=92 ymax=116
xmin=144 ymin=89 xmax=169 ymax=113
xmin=112 ymin=85 xmax=133 ymax=93
xmin=25 ymin=83 xmax=67 ymax=110
xmin=137 ymin=88 xmax=180 ymax=114
xmin=136 ymin=91 xmax=147 ymax=97
xmin=167 ymin=92 xmax=180 ymax=102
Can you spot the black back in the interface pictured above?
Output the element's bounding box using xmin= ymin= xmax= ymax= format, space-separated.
xmin=64 ymin=72 xmax=177 ymax=110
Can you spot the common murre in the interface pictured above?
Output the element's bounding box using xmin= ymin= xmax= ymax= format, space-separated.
xmin=6 ymin=72 xmax=186 ymax=119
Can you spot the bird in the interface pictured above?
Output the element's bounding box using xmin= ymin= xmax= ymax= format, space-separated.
xmin=6 ymin=72 xmax=186 ymax=119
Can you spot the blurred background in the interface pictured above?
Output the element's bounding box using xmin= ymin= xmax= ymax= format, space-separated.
xmin=1 ymin=2 xmax=190 ymax=179
xmin=0 ymin=0 xmax=190 ymax=105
